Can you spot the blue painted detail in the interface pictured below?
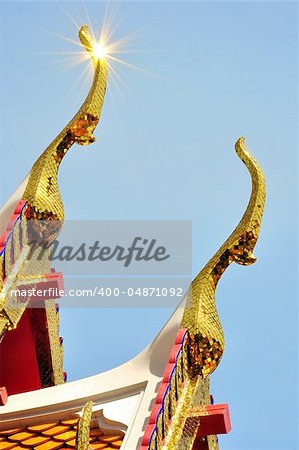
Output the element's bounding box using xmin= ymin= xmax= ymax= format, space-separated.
xmin=148 ymin=427 xmax=156 ymax=448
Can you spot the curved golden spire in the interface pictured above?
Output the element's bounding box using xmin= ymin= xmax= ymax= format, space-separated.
xmin=181 ymin=137 xmax=266 ymax=378
xmin=22 ymin=25 xmax=108 ymax=223
xmin=75 ymin=401 xmax=93 ymax=450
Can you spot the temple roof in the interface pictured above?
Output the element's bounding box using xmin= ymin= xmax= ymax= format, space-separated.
xmin=0 ymin=32 xmax=266 ymax=446
xmin=0 ymin=417 xmax=123 ymax=450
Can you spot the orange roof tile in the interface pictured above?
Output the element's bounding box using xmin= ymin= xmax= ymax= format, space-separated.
xmin=98 ymin=435 xmax=121 ymax=444
xmin=27 ymin=424 xmax=58 ymax=433
xmin=110 ymin=441 xmax=123 ymax=449
xmin=21 ymin=436 xmax=50 ymax=447
xmin=52 ymin=431 xmax=76 ymax=443
xmin=42 ymin=426 xmax=70 ymax=438
xmin=8 ymin=432 xmax=35 ymax=443
xmin=0 ymin=430 xmax=24 ymax=437
xmin=89 ymin=443 xmax=111 ymax=450
xmin=0 ymin=442 xmax=19 ymax=450
xmin=34 ymin=441 xmax=63 ymax=450
xmin=6 ymin=446 xmax=27 ymax=450
xmin=0 ymin=417 xmax=124 ymax=450
xmin=59 ymin=420 xmax=78 ymax=427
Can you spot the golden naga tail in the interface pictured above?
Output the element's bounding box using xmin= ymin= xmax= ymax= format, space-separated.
xmin=22 ymin=25 xmax=108 ymax=223
xmin=181 ymin=137 xmax=266 ymax=378
xmin=0 ymin=26 xmax=108 ymax=371
xmin=75 ymin=401 xmax=93 ymax=450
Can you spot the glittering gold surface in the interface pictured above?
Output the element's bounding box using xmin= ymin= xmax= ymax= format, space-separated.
xmin=45 ymin=301 xmax=64 ymax=385
xmin=0 ymin=25 xmax=108 ymax=389
xmin=22 ymin=25 xmax=108 ymax=223
xmin=181 ymin=137 xmax=266 ymax=379
xmin=1 ymin=223 xmax=50 ymax=336
xmin=159 ymin=338 xmax=218 ymax=450
xmin=76 ymin=401 xmax=93 ymax=450
xmin=145 ymin=139 xmax=266 ymax=450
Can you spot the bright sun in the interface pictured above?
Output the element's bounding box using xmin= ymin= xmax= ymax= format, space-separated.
xmin=92 ymin=41 xmax=107 ymax=60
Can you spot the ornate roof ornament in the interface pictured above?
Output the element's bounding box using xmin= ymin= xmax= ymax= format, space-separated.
xmin=181 ymin=137 xmax=266 ymax=379
xmin=22 ymin=25 xmax=108 ymax=223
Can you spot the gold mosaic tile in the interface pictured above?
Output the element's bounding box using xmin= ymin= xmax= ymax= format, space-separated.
xmin=0 ymin=25 xmax=108 ymax=389
xmin=181 ymin=138 xmax=266 ymax=380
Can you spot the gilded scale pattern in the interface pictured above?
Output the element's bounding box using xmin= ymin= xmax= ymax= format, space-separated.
xmin=22 ymin=25 xmax=108 ymax=223
xmin=181 ymin=137 xmax=266 ymax=379
xmin=0 ymin=25 xmax=108 ymax=386
xmin=150 ymin=139 xmax=266 ymax=450
xmin=0 ymin=21 xmax=266 ymax=450
xmin=75 ymin=401 xmax=93 ymax=450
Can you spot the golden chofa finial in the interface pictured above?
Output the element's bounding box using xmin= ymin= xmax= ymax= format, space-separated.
xmin=181 ymin=137 xmax=266 ymax=378
xmin=22 ymin=25 xmax=108 ymax=225
xmin=79 ymin=25 xmax=108 ymax=63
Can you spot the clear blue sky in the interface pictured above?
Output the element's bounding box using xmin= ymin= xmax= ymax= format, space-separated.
xmin=0 ymin=2 xmax=297 ymax=449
